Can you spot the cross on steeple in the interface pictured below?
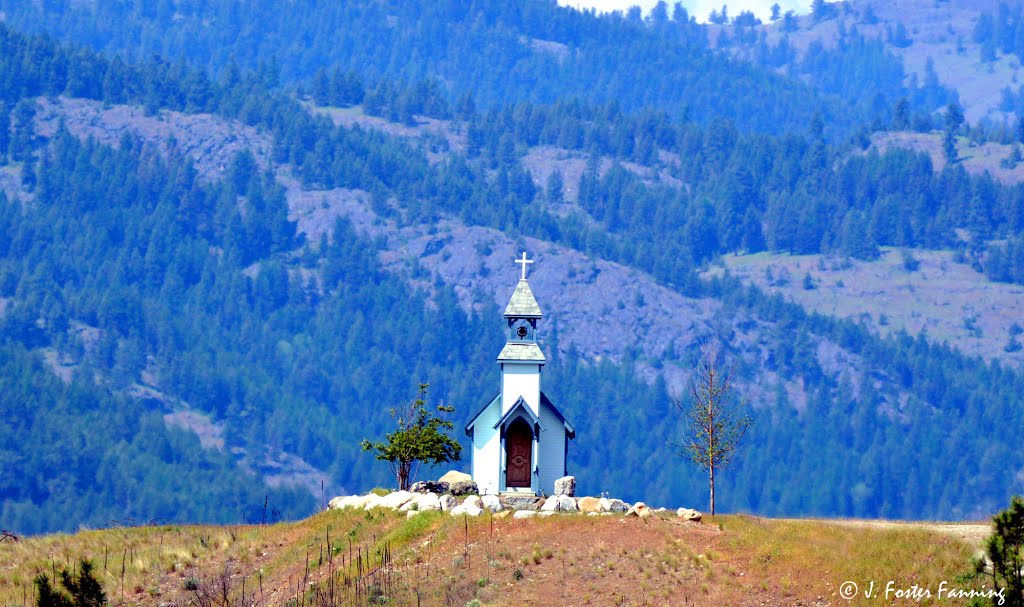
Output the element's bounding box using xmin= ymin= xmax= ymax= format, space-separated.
xmin=515 ymin=251 xmax=534 ymax=280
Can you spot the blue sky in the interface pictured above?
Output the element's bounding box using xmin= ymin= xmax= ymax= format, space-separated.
xmin=558 ymin=0 xmax=812 ymax=23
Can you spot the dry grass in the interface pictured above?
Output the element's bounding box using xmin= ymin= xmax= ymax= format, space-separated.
xmin=0 ymin=510 xmax=983 ymax=607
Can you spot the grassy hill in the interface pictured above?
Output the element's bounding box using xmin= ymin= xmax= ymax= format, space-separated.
xmin=0 ymin=508 xmax=984 ymax=607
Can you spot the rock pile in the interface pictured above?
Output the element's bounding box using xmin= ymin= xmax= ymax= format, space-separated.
xmin=328 ymin=472 xmax=703 ymax=522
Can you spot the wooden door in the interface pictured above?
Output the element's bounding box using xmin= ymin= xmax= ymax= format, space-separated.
xmin=505 ymin=419 xmax=533 ymax=488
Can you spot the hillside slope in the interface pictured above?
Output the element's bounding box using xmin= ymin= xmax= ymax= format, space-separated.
xmin=730 ymin=0 xmax=1006 ymax=122
xmin=0 ymin=509 xmax=982 ymax=607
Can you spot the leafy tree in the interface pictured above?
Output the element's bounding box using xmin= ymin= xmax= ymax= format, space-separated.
xmin=671 ymin=341 xmax=751 ymax=515
xmin=360 ymin=384 xmax=462 ymax=490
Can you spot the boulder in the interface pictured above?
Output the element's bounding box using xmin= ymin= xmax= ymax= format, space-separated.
xmin=503 ymin=495 xmax=543 ymax=511
xmin=438 ymin=470 xmax=472 ymax=485
xmin=538 ymin=511 xmax=556 ymax=517
xmin=451 ymin=503 xmax=483 ymax=517
xmin=329 ymin=494 xmax=373 ymax=510
xmin=439 ymin=494 xmax=458 ymax=512
xmin=463 ymin=495 xmax=483 ymax=510
xmin=382 ymin=491 xmax=414 ymax=509
xmin=513 ymin=510 xmax=537 ymax=519
xmin=626 ymin=502 xmax=652 ymax=518
xmin=418 ymin=493 xmax=442 ymax=511
xmin=449 ymin=480 xmax=479 ymax=496
xmin=578 ymin=497 xmax=602 ymax=513
xmin=406 ymin=510 xmax=421 ymax=519
xmin=557 ymin=495 xmax=578 ymax=512
xmin=554 ymin=476 xmax=576 ymax=497
xmin=410 ymin=480 xmax=449 ymax=494
xmin=677 ymin=508 xmax=702 ymax=522
xmin=493 ymin=510 xmax=512 ymax=519
xmin=481 ymin=495 xmax=503 ymax=512
xmin=363 ymin=493 xmax=388 ymax=510
xmin=540 ymin=496 xmax=560 ymax=512
xmin=606 ymin=499 xmax=629 ymax=513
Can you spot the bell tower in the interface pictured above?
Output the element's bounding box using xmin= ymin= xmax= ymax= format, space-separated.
xmin=498 ymin=253 xmax=545 ymax=416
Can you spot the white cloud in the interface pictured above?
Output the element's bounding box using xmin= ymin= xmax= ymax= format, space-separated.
xmin=558 ymin=0 xmax=812 ymax=23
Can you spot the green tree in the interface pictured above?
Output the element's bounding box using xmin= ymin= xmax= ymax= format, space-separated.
xmin=35 ymin=559 xmax=106 ymax=607
xmin=671 ymin=341 xmax=751 ymax=516
xmin=944 ymin=102 xmax=965 ymax=164
xmin=360 ymin=383 xmax=462 ymax=490
xmin=968 ymin=496 xmax=1024 ymax=606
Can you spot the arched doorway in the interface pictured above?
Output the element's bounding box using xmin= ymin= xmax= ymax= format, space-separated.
xmin=505 ymin=417 xmax=533 ymax=489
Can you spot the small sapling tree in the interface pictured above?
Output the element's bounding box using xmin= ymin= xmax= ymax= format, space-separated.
xmin=672 ymin=341 xmax=751 ymax=516
xmin=361 ymin=383 xmax=462 ymax=490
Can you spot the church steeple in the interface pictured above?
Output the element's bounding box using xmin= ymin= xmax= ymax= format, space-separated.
xmin=498 ymin=252 xmax=545 ymax=364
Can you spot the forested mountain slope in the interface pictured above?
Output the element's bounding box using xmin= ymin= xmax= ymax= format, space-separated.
xmin=1 ymin=5 xmax=1024 ymax=535
xmin=0 ymin=0 xmax=873 ymax=135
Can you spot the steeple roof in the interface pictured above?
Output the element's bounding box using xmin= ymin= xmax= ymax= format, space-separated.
xmin=497 ymin=341 xmax=546 ymax=363
xmin=504 ymin=279 xmax=542 ymax=318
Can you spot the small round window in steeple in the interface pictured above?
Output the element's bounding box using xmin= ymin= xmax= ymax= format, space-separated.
xmin=517 ymin=325 xmax=529 ymax=338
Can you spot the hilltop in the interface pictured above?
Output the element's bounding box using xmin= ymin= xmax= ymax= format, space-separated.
xmin=0 ymin=507 xmax=984 ymax=607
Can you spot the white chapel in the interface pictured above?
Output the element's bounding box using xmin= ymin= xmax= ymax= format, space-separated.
xmin=465 ymin=253 xmax=575 ymax=495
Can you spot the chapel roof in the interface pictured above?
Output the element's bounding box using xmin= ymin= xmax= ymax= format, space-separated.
xmin=464 ymin=391 xmax=575 ymax=439
xmin=503 ymin=279 xmax=542 ymax=318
